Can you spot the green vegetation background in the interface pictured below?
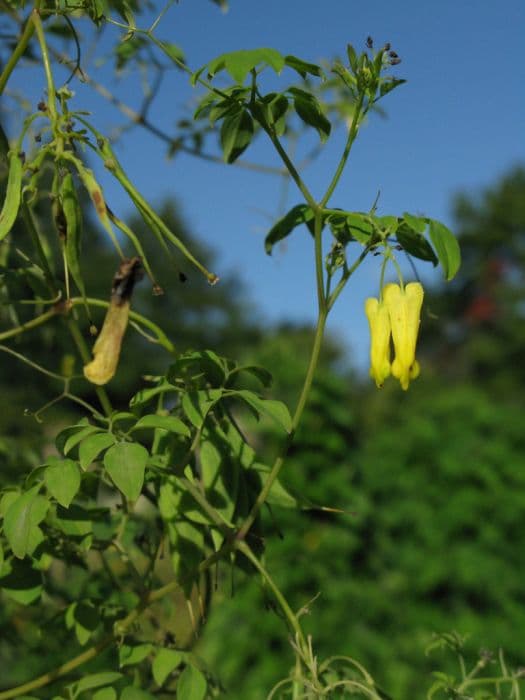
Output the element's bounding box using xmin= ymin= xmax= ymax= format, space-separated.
xmin=1 ymin=166 xmax=524 ymax=697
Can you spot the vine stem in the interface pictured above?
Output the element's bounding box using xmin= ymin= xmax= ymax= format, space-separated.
xmin=319 ymin=92 xmax=365 ymax=208
xmin=0 ymin=306 xmax=57 ymax=341
xmin=236 ymin=540 xmax=307 ymax=649
xmin=0 ymin=7 xmax=37 ymax=96
xmin=70 ymin=297 xmax=176 ymax=354
xmin=258 ymin=120 xmax=318 ymax=211
xmin=236 ymin=306 xmax=327 ymax=541
xmin=31 ymin=11 xmax=58 ymax=123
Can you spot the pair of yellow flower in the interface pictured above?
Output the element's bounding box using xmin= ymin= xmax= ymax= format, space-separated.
xmin=365 ymin=282 xmax=424 ymax=390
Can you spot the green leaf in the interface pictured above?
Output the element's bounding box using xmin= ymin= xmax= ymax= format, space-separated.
xmin=235 ymin=390 xmax=292 ymax=433
xmin=378 ymin=77 xmax=407 ymax=98
xmin=129 ymin=378 xmax=174 ymax=408
xmin=396 ymin=223 xmax=438 ymax=265
xmin=265 ymin=204 xmax=314 ymax=255
xmin=74 ymin=672 xmax=123 ymax=696
xmin=161 ymin=42 xmax=185 ymax=65
xmin=346 ymin=44 xmax=359 ymax=73
xmin=208 ymin=48 xmax=284 ymax=83
xmin=54 ymin=504 xmax=92 ymax=537
xmin=55 ymin=418 xmax=92 ymax=454
xmin=0 ymin=149 xmax=23 ymax=242
xmin=168 ymin=350 xmax=227 ymax=387
xmin=132 ymin=414 xmax=190 ymax=438
xmin=402 ymin=212 xmax=427 ymax=233
xmin=345 ymin=212 xmax=375 ymax=244
xmin=265 ymin=93 xmax=289 ymax=136
xmin=4 ymin=488 xmax=49 ymax=558
xmin=0 ymin=490 xmax=19 ymax=517
xmin=229 ymin=364 xmax=273 ymax=388
xmin=374 ymin=215 xmax=398 ymax=232
xmin=327 ymin=211 xmax=374 ymax=246
xmin=104 ymin=442 xmax=149 ymax=501
xmin=220 ymin=109 xmax=254 ymax=163
xmin=114 ymin=36 xmax=146 ymax=70
xmin=0 ymin=542 xmax=4 ymax=576
xmin=63 ymin=424 xmax=101 ymax=456
xmin=93 ymin=689 xmax=117 ymax=700
xmin=176 ymin=664 xmax=207 ymax=700
xmin=45 ymin=458 xmax=81 ymax=508
xmin=199 ymin=435 xmax=237 ymax=522
xmin=120 ymin=689 xmax=156 ymax=700
xmin=159 ymin=478 xmax=182 ymax=520
xmin=79 ymin=432 xmax=116 ymax=470
xmin=428 ymin=219 xmax=461 ymax=281
xmin=170 ymin=520 xmax=205 ymax=584
xmin=119 ymin=643 xmax=153 ymax=668
xmin=182 ymin=389 xmax=223 ymax=429
xmin=69 ymin=600 xmax=100 ymax=645
xmin=291 ymin=92 xmax=331 ymax=143
xmin=0 ymin=559 xmax=42 ymax=604
xmin=252 ymin=464 xmax=298 ymax=509
xmin=284 ymin=54 xmax=323 ymax=78
xmin=152 ymin=648 xmax=183 ymax=686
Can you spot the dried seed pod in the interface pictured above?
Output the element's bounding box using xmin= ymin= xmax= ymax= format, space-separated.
xmin=83 ymin=257 xmax=143 ymax=385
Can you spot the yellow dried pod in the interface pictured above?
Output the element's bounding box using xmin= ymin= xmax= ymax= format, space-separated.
xmin=83 ymin=257 xmax=143 ymax=386
xmin=83 ymin=301 xmax=130 ymax=385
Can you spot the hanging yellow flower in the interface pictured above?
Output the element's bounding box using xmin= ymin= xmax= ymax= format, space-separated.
xmin=383 ymin=282 xmax=424 ymax=390
xmin=365 ymin=296 xmax=392 ymax=388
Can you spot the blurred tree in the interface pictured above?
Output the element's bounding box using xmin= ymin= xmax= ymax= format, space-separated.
xmin=421 ymin=166 xmax=525 ymax=393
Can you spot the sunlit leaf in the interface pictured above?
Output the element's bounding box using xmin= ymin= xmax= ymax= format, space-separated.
xmin=176 ymin=664 xmax=207 ymax=700
xmin=104 ymin=442 xmax=149 ymax=501
xmin=45 ymin=458 xmax=81 ymax=508
xmin=428 ymin=219 xmax=461 ymax=281
xmin=4 ymin=488 xmax=49 ymax=559
xmin=152 ymin=648 xmax=183 ymax=686
xmin=265 ymin=204 xmax=314 ymax=255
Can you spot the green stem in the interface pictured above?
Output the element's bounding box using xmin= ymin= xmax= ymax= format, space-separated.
xmin=0 ymin=306 xmax=57 ymax=341
xmin=313 ymin=208 xmax=326 ymax=313
xmin=320 ymin=93 xmax=365 ymax=208
xmin=22 ymin=199 xmax=58 ymax=295
xmin=261 ymin=123 xmax=317 ymax=211
xmin=236 ymin=541 xmax=306 ymax=648
xmin=31 ymin=11 xmax=58 ymax=123
xmin=20 ymin=197 xmax=114 ymax=417
xmin=0 ymin=9 xmax=36 ymax=96
xmin=237 ymin=307 xmax=327 ymax=541
xmin=327 ymin=243 xmax=372 ymax=311
xmin=0 ymin=343 xmax=64 ymax=381
xmin=70 ymin=297 xmax=176 ymax=354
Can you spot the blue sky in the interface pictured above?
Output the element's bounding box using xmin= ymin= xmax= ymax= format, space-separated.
xmin=8 ymin=0 xmax=525 ymax=370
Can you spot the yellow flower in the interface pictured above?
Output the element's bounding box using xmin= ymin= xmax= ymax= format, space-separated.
xmin=383 ymin=282 xmax=424 ymax=390
xmin=83 ymin=301 xmax=130 ymax=385
xmin=365 ymin=296 xmax=392 ymax=388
